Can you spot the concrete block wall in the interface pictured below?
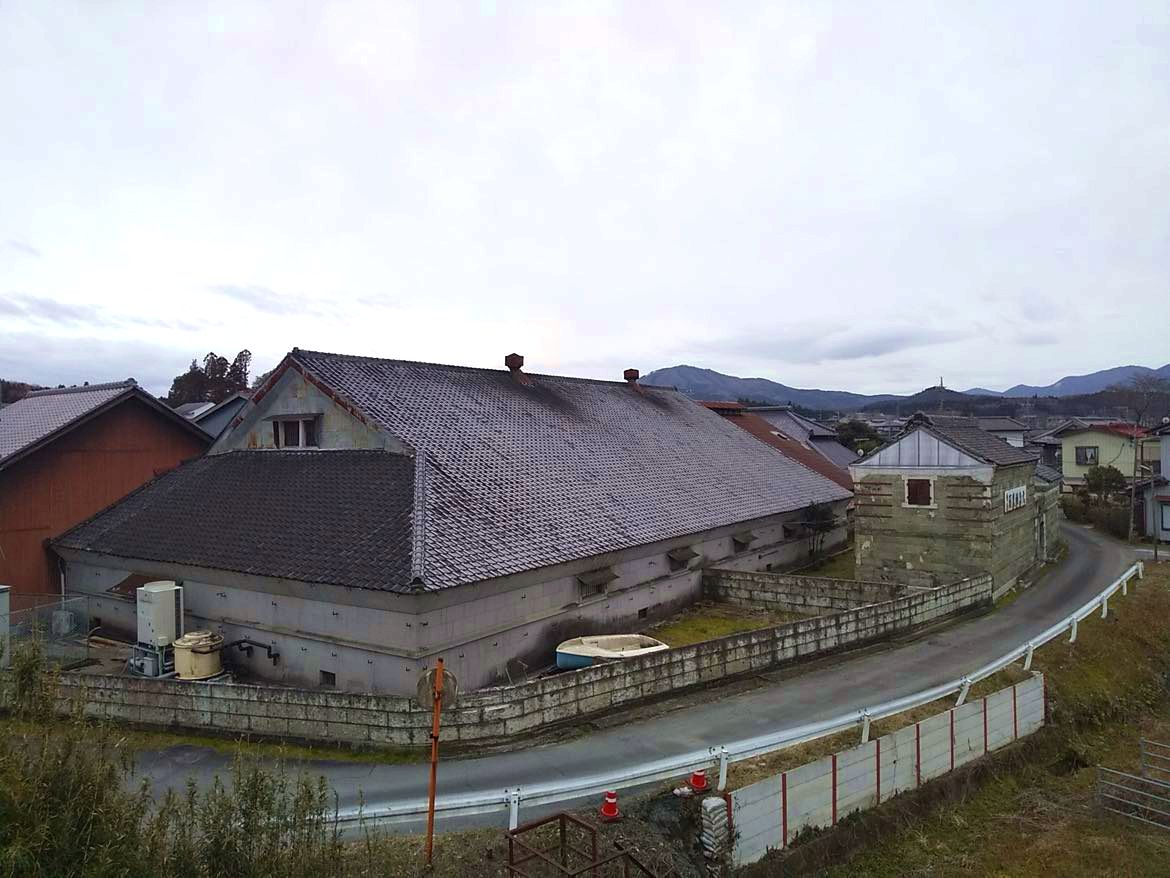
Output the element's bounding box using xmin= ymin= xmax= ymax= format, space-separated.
xmin=729 ymin=674 xmax=1046 ymax=867
xmin=703 ymin=569 xmax=910 ymax=615
xmin=38 ymin=573 xmax=992 ymax=748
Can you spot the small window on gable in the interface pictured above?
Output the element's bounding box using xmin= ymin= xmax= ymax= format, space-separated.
xmin=905 ymin=478 xmax=933 ymax=507
xmin=272 ymin=417 xmax=320 ymax=449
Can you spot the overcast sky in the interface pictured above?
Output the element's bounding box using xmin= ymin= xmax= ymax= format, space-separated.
xmin=2 ymin=2 xmax=1168 ymax=396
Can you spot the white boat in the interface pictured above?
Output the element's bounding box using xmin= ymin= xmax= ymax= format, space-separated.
xmin=555 ymin=634 xmax=670 ymax=669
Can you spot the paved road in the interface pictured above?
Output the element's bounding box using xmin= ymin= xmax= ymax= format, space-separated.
xmin=138 ymin=524 xmax=1135 ymax=831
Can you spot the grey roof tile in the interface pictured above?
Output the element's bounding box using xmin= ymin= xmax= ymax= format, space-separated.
xmin=290 ymin=350 xmax=851 ymax=590
xmin=57 ymin=352 xmax=852 ymax=592
xmin=908 ymin=413 xmax=1038 ymax=467
xmin=56 ymin=450 xmax=417 ymax=592
xmin=0 ymin=381 xmax=135 ymax=467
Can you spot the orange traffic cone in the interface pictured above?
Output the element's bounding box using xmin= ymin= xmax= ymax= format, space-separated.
xmin=599 ymin=790 xmax=621 ymax=822
xmin=689 ymin=769 xmax=708 ymax=792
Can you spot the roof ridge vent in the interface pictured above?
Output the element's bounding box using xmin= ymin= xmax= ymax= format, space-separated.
xmin=505 ymin=352 xmax=532 ymax=386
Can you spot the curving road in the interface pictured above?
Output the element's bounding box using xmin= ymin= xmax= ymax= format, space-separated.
xmin=138 ymin=524 xmax=1136 ymax=831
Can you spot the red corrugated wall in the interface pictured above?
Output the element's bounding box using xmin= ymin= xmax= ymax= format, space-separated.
xmin=0 ymin=399 xmax=208 ymax=595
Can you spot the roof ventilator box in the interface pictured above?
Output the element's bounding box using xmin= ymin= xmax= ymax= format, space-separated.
xmin=130 ymin=581 xmax=184 ymax=678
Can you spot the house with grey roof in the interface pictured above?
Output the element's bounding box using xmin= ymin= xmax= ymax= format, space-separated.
xmin=850 ymin=413 xmax=1061 ymax=593
xmin=748 ymin=406 xmax=859 ymax=470
xmin=975 ymin=416 xmax=1028 ymax=448
xmin=55 ymin=349 xmax=851 ymax=694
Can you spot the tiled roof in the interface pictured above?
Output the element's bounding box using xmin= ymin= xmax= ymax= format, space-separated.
xmin=704 ymin=405 xmax=853 ymax=491
xmin=1034 ymin=463 xmax=1063 ymax=484
xmin=279 ymin=350 xmax=851 ymax=590
xmin=56 ymin=451 xmax=417 ymax=592
xmin=810 ymin=437 xmax=861 ymax=469
xmin=1056 ymin=422 xmax=1148 ymax=439
xmin=751 ymin=407 xmax=838 ymax=442
xmin=976 ymin=417 xmax=1028 ymax=432
xmin=0 ymin=381 xmax=136 ymax=468
xmin=904 ymin=413 xmax=1038 ymax=467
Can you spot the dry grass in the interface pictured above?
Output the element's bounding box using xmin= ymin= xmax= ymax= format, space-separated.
xmin=797 ymin=549 xmax=856 ymax=580
xmin=644 ymin=601 xmax=807 ymax=648
xmin=354 ymin=800 xmax=704 ymax=877
xmin=818 ymin=560 xmax=1170 ymax=878
xmin=725 ymin=667 xmax=1032 ymax=791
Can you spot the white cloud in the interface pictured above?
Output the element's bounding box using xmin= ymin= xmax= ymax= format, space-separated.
xmin=1 ymin=0 xmax=1168 ymax=397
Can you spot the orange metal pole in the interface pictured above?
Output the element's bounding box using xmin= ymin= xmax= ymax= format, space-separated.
xmin=425 ymin=657 xmax=445 ymax=864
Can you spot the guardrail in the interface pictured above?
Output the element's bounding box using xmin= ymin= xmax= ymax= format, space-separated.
xmin=338 ymin=561 xmax=1144 ymax=832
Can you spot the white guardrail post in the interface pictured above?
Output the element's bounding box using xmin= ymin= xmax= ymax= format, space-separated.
xmin=507 ymin=789 xmax=520 ymax=830
xmin=339 ymin=562 xmax=1143 ymax=832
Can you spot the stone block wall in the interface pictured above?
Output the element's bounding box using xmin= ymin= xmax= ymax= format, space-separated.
xmin=703 ymin=568 xmax=913 ymax=614
xmin=40 ymin=574 xmax=992 ymax=748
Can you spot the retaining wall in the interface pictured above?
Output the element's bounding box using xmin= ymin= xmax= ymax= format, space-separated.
xmin=728 ymin=673 xmax=1046 ymax=868
xmin=704 ymin=569 xmax=916 ymax=614
xmin=38 ymin=573 xmax=992 ymax=748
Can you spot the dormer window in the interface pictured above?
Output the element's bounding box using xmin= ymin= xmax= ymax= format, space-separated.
xmin=272 ymin=417 xmax=319 ymax=448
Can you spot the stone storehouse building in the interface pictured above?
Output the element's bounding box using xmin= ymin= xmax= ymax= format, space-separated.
xmin=0 ymin=381 xmax=210 ymax=596
xmin=850 ymin=413 xmax=1061 ymax=591
xmin=54 ymin=350 xmax=851 ymax=694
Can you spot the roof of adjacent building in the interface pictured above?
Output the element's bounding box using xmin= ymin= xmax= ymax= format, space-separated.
xmin=56 ymin=451 xmax=416 ymax=592
xmin=898 ymin=413 xmax=1039 ymax=467
xmin=1034 ymin=463 xmax=1063 ymax=484
xmin=702 ymin=403 xmax=853 ymax=491
xmin=976 ymin=417 xmax=1028 ymax=432
xmin=749 ymin=407 xmax=838 ymax=441
xmin=0 ymin=381 xmax=209 ymax=473
xmin=745 ymin=407 xmax=858 ymax=470
xmin=174 ymin=401 xmax=216 ymax=418
xmin=1055 ymin=422 xmax=1149 ymax=439
xmin=61 ymin=350 xmax=851 ymax=593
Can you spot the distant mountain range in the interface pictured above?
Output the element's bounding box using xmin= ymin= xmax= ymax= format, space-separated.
xmin=964 ymin=364 xmax=1170 ymax=397
xmin=643 ymin=362 xmax=1170 ymax=412
xmin=640 ymin=366 xmax=901 ymax=410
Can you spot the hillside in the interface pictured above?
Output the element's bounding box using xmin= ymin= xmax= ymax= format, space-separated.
xmin=964 ymin=363 xmax=1170 ymax=397
xmin=640 ymin=365 xmax=899 ymax=410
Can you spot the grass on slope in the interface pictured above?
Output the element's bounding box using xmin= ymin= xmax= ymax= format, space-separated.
xmin=812 ymin=560 xmax=1170 ymax=878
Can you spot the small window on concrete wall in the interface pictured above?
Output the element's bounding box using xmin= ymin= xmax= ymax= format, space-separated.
xmin=577 ymin=567 xmax=617 ymax=600
xmin=1005 ymin=485 xmax=1028 ymax=512
xmin=905 ymin=478 xmax=934 ymax=507
xmin=319 ymin=670 xmax=336 ymax=688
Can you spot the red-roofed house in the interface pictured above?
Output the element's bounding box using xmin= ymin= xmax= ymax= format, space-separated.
xmin=0 ymin=381 xmax=210 ymax=596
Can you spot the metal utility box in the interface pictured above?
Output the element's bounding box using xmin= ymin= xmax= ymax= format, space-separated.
xmin=136 ymin=581 xmax=184 ymax=647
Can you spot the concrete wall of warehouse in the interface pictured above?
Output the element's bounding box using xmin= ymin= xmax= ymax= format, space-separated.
xmin=33 ymin=571 xmax=991 ymax=747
